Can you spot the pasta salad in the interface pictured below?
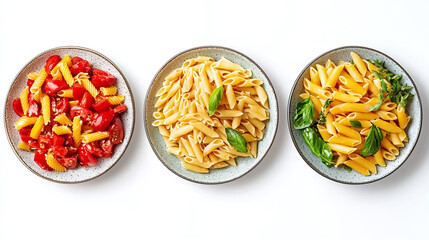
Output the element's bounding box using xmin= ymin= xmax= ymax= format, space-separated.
xmin=12 ymin=54 xmax=127 ymax=171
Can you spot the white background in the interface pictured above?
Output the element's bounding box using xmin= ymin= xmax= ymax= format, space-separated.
xmin=1 ymin=0 xmax=428 ymax=239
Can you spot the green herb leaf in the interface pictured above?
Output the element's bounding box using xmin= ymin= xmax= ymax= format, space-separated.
xmin=208 ymin=86 xmax=224 ymax=116
xmin=225 ymin=127 xmax=248 ymax=153
xmin=370 ymin=93 xmax=384 ymax=111
xmin=349 ymin=120 xmax=362 ymax=129
xmin=317 ymin=99 xmax=333 ymax=125
xmin=344 ymin=165 xmax=352 ymax=172
xmin=373 ymin=70 xmax=385 ymax=80
xmin=301 ymin=127 xmax=334 ymax=168
xmin=361 ymin=124 xmax=383 ymax=157
xmin=293 ymin=98 xmax=315 ymax=129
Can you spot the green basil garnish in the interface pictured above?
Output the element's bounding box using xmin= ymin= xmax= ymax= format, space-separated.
xmin=225 ymin=127 xmax=248 ymax=153
xmin=293 ymin=98 xmax=314 ymax=129
xmin=349 ymin=120 xmax=362 ymax=129
xmin=344 ymin=165 xmax=352 ymax=172
xmin=301 ymin=127 xmax=334 ymax=168
xmin=361 ymin=124 xmax=383 ymax=157
xmin=208 ymin=86 xmax=224 ymax=116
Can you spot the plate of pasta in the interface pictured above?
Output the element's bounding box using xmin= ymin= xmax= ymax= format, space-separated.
xmin=4 ymin=46 xmax=135 ymax=183
xmin=144 ymin=46 xmax=278 ymax=184
xmin=288 ymin=46 xmax=422 ymax=184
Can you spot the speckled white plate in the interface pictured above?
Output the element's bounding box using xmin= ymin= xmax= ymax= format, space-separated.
xmin=288 ymin=46 xmax=422 ymax=184
xmin=144 ymin=46 xmax=278 ymax=184
xmin=4 ymin=46 xmax=135 ymax=183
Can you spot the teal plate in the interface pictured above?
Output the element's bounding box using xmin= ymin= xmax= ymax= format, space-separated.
xmin=288 ymin=46 xmax=422 ymax=184
xmin=144 ymin=46 xmax=278 ymax=184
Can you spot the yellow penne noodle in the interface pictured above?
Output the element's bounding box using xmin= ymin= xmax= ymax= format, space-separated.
xmin=397 ymin=105 xmax=410 ymax=129
xmin=332 ymin=122 xmax=361 ymax=140
xmin=344 ymin=160 xmax=370 ymax=176
xmin=335 ymin=153 xmax=348 ymax=167
xmin=46 ymin=153 xmax=67 ymax=172
xmin=373 ymin=149 xmax=386 ymax=166
xmin=328 ymin=135 xmax=360 ymax=147
xmin=349 ymin=153 xmax=377 ymax=174
xmin=41 ymin=94 xmax=50 ymax=125
xmin=309 ymin=67 xmax=320 ymax=85
xmin=325 ymin=65 xmax=344 ymax=88
xmin=20 ymin=87 xmax=29 ymax=115
xmin=316 ymin=64 xmax=328 ymax=88
xmin=327 ymin=143 xmax=356 ymax=155
xmin=59 ymin=62 xmax=74 ymax=87
xmin=52 ymin=125 xmax=72 ymax=135
xmin=304 ymin=78 xmax=332 ymax=99
xmin=372 ymin=119 xmax=402 ymax=133
xmin=350 ymin=52 xmax=367 ymax=77
xmin=30 ymin=116 xmax=44 ymax=139
xmin=346 ymin=112 xmax=379 ymax=121
xmin=82 ymin=131 xmax=109 ymax=143
xmin=333 ymin=91 xmax=360 ymax=103
xmin=344 ymin=64 xmax=364 ymax=83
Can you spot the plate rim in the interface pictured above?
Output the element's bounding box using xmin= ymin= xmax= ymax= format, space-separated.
xmin=144 ymin=45 xmax=279 ymax=184
xmin=3 ymin=45 xmax=136 ymax=184
xmin=287 ymin=45 xmax=423 ymax=185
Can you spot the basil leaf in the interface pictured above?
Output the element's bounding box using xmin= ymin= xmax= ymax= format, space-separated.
xmin=349 ymin=120 xmax=362 ymax=129
xmin=344 ymin=165 xmax=352 ymax=172
xmin=361 ymin=124 xmax=383 ymax=157
xmin=293 ymin=98 xmax=314 ymax=129
xmin=301 ymin=127 xmax=334 ymax=168
xmin=225 ymin=127 xmax=248 ymax=153
xmin=370 ymin=93 xmax=384 ymax=111
xmin=208 ymin=86 xmax=224 ymax=116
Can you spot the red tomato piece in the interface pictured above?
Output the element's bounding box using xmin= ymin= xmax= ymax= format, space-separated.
xmin=91 ymin=68 xmax=116 ymax=88
xmin=43 ymin=80 xmax=69 ymax=97
xmin=93 ymin=98 xmax=112 ymax=113
xmin=91 ymin=110 xmax=114 ymax=131
xmin=53 ymin=134 xmax=65 ymax=146
xmin=34 ymin=149 xmax=53 ymax=171
xmin=70 ymin=106 xmax=94 ymax=124
xmin=67 ymin=146 xmax=78 ymax=156
xmin=84 ymin=143 xmax=104 ymax=157
xmin=13 ymin=98 xmax=24 ymax=117
xmin=52 ymin=145 xmax=68 ymax=157
xmin=78 ymin=145 xmax=98 ymax=167
xmin=64 ymin=134 xmax=74 ymax=147
xmin=56 ymin=98 xmax=70 ymax=115
xmin=38 ymin=135 xmax=52 ymax=150
xmin=100 ymin=139 xmax=113 ymax=157
xmin=109 ymin=116 xmax=124 ymax=144
xmin=70 ymin=59 xmax=91 ymax=76
xmin=27 ymin=79 xmax=34 ymax=87
xmin=57 ymin=156 xmax=77 ymax=169
xmin=113 ymin=104 xmax=127 ymax=114
xmin=28 ymin=140 xmax=39 ymax=150
xmin=72 ymin=83 xmax=86 ymax=100
xmin=19 ymin=127 xmax=33 ymax=143
xmin=71 ymin=56 xmax=83 ymax=65
xmin=44 ymin=55 xmax=60 ymax=73
xmin=27 ymin=100 xmax=40 ymax=117
xmin=80 ymin=92 xmax=94 ymax=110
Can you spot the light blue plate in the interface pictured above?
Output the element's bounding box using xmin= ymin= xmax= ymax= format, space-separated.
xmin=144 ymin=46 xmax=278 ymax=184
xmin=288 ymin=46 xmax=423 ymax=184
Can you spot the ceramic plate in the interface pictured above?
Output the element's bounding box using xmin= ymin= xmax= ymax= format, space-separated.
xmin=145 ymin=46 xmax=278 ymax=184
xmin=288 ymin=46 xmax=422 ymax=184
xmin=4 ymin=46 xmax=135 ymax=183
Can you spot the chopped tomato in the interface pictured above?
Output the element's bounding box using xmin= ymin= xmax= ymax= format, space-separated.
xmin=91 ymin=110 xmax=114 ymax=131
xmin=27 ymin=100 xmax=40 ymax=117
xmin=70 ymin=106 xmax=94 ymax=124
xmin=84 ymin=142 xmax=104 ymax=157
xmin=78 ymin=145 xmax=98 ymax=167
xmin=64 ymin=134 xmax=74 ymax=147
xmin=66 ymin=146 xmax=78 ymax=156
xmin=72 ymin=57 xmax=83 ymax=65
xmin=43 ymin=80 xmax=69 ymax=97
xmin=93 ymin=98 xmax=112 ymax=113
xmin=19 ymin=127 xmax=33 ymax=143
xmin=100 ymin=139 xmax=113 ymax=157
xmin=56 ymin=98 xmax=69 ymax=115
xmin=80 ymin=92 xmax=94 ymax=110
xmin=57 ymin=156 xmax=77 ymax=169
xmin=44 ymin=55 xmax=60 ymax=73
xmin=109 ymin=116 xmax=124 ymax=144
xmin=70 ymin=59 xmax=91 ymax=76
xmin=27 ymin=79 xmax=34 ymax=87
xmin=53 ymin=134 xmax=65 ymax=146
xmin=38 ymin=135 xmax=52 ymax=149
xmin=52 ymin=145 xmax=68 ymax=157
xmin=28 ymin=140 xmax=39 ymax=150
xmin=34 ymin=149 xmax=53 ymax=171
xmin=91 ymin=68 xmax=116 ymax=88
xmin=113 ymin=104 xmax=127 ymax=114
xmin=72 ymin=83 xmax=86 ymax=100
xmin=13 ymin=98 xmax=24 ymax=117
